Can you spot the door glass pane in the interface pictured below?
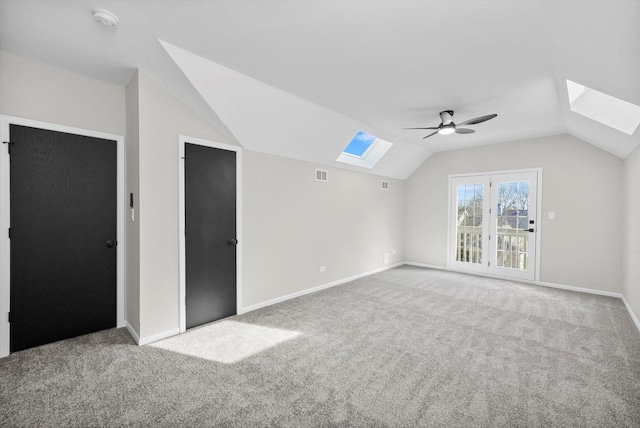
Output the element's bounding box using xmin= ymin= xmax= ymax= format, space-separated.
xmin=456 ymin=183 xmax=483 ymax=264
xmin=496 ymin=180 xmax=529 ymax=271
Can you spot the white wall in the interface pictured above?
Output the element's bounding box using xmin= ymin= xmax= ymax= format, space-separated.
xmin=133 ymin=70 xmax=405 ymax=339
xmin=623 ymin=145 xmax=640 ymax=324
xmin=0 ymin=51 xmax=407 ymax=343
xmin=125 ymin=72 xmax=141 ymax=335
xmin=136 ymin=70 xmax=238 ymax=340
xmin=3 ymin=49 xmax=635 ymax=344
xmin=0 ymin=51 xmax=128 ymax=354
xmin=0 ymin=50 xmax=125 ymax=136
xmin=242 ymin=151 xmax=405 ymax=307
xmin=405 ymin=134 xmax=623 ymax=294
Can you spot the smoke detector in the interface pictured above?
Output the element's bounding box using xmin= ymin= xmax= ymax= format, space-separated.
xmin=92 ymin=9 xmax=119 ymax=27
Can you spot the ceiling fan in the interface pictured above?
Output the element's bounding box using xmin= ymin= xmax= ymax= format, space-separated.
xmin=404 ymin=110 xmax=497 ymax=139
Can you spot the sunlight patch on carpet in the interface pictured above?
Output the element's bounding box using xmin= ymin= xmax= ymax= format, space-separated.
xmin=149 ymin=320 xmax=301 ymax=364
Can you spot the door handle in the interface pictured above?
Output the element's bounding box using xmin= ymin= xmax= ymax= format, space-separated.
xmin=228 ymin=238 xmax=238 ymax=246
xmin=106 ymin=240 xmax=115 ymax=248
xmin=527 ymin=229 xmax=534 ymax=233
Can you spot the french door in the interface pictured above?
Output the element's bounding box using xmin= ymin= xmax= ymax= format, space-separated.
xmin=450 ymin=170 xmax=539 ymax=281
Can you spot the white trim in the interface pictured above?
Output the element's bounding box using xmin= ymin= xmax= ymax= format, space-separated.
xmin=449 ymin=167 xmax=543 ymax=179
xmin=487 ymin=170 xmax=539 ymax=281
xmin=406 ymin=261 xmax=640 ymax=334
xmin=125 ymin=321 xmax=141 ymax=345
xmin=404 ymin=262 xmax=623 ymax=298
xmin=138 ymin=328 xmax=180 ymax=346
xmin=447 ymin=167 xmax=542 ymax=282
xmin=446 ymin=178 xmax=453 ymax=271
xmin=0 ymin=115 xmax=125 ymax=358
xmin=239 ymin=263 xmax=404 ymax=314
xmin=448 ymin=175 xmax=491 ymax=274
xmin=178 ymin=135 xmax=242 ymax=334
xmin=408 ymin=261 xmax=460 ymax=271
xmin=534 ymin=169 xmax=543 ymax=282
xmin=534 ymin=280 xmax=622 ymax=298
xmin=622 ymin=295 xmax=640 ymax=333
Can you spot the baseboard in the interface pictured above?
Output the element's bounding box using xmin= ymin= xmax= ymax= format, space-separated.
xmin=404 ymin=261 xmax=640 ymax=334
xmin=138 ymin=328 xmax=180 ymax=346
xmin=404 ymin=261 xmax=623 ymax=298
xmin=125 ymin=321 xmax=140 ymax=345
xmin=621 ymin=295 xmax=640 ymax=334
xmin=239 ymin=262 xmax=404 ymax=315
xmin=404 ymin=261 xmax=449 ymax=271
xmin=535 ymin=280 xmax=622 ymax=299
xmin=125 ymin=322 xmax=183 ymax=346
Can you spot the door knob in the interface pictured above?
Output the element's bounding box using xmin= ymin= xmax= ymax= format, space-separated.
xmin=106 ymin=240 xmax=115 ymax=248
xmin=228 ymin=238 xmax=238 ymax=246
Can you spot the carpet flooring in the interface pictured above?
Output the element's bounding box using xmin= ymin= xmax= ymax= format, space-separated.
xmin=1 ymin=266 xmax=640 ymax=427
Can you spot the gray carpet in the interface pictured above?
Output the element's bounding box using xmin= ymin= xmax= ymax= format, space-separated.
xmin=2 ymin=266 xmax=640 ymax=427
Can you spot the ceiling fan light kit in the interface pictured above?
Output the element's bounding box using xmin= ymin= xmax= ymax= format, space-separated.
xmin=92 ymin=9 xmax=119 ymax=27
xmin=438 ymin=125 xmax=456 ymax=135
xmin=405 ymin=110 xmax=497 ymax=139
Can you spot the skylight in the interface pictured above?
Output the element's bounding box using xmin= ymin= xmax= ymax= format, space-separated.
xmin=337 ymin=131 xmax=392 ymax=169
xmin=566 ymin=79 xmax=640 ymax=135
xmin=343 ymin=131 xmax=377 ymax=158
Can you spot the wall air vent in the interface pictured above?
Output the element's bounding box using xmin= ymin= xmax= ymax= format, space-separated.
xmin=315 ymin=169 xmax=328 ymax=182
xmin=381 ymin=180 xmax=389 ymax=190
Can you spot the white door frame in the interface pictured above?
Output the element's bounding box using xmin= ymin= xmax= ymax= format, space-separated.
xmin=488 ymin=170 xmax=539 ymax=280
xmin=177 ymin=135 xmax=242 ymax=333
xmin=449 ymin=174 xmax=492 ymax=274
xmin=448 ymin=167 xmax=542 ymax=281
xmin=0 ymin=115 xmax=125 ymax=358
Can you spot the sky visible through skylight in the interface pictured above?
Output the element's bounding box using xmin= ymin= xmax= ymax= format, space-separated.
xmin=343 ymin=131 xmax=376 ymax=157
xmin=337 ymin=130 xmax=393 ymax=169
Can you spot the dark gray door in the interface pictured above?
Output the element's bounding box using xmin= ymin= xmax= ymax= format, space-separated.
xmin=185 ymin=143 xmax=237 ymax=329
xmin=9 ymin=124 xmax=117 ymax=352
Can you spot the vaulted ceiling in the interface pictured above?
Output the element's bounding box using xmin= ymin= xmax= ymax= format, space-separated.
xmin=1 ymin=0 xmax=638 ymax=179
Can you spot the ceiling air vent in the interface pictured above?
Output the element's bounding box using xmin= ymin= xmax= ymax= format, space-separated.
xmin=315 ymin=169 xmax=328 ymax=182
xmin=381 ymin=180 xmax=389 ymax=190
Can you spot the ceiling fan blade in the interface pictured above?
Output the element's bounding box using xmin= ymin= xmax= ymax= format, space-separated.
xmin=455 ymin=128 xmax=475 ymax=134
xmin=423 ymin=131 xmax=439 ymax=139
xmin=403 ymin=126 xmax=439 ymax=130
xmin=457 ymin=113 xmax=497 ymax=126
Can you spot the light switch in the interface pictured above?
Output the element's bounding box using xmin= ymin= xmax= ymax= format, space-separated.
xmin=548 ymin=211 xmax=555 ymax=220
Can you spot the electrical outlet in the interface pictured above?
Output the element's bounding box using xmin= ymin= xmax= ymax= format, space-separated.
xmin=384 ymin=253 xmax=389 ymax=264
xmin=319 ymin=266 xmax=326 ymax=272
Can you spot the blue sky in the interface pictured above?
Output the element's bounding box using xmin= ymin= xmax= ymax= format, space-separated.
xmin=343 ymin=131 xmax=376 ymax=157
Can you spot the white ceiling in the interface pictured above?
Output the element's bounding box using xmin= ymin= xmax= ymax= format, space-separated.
xmin=1 ymin=0 xmax=638 ymax=179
